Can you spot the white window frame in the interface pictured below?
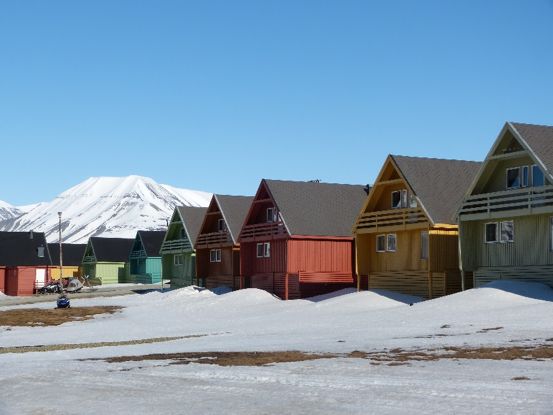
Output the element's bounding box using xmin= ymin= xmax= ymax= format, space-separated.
xmin=210 ymin=248 xmax=222 ymax=262
xmin=420 ymin=230 xmax=429 ymax=260
xmin=521 ymin=166 xmax=529 ymax=188
xmin=506 ymin=167 xmax=521 ymax=190
xmin=376 ymin=234 xmax=386 ymax=252
xmin=484 ymin=222 xmax=498 ymax=243
xmin=174 ymin=254 xmax=184 ymax=265
xmin=256 ymin=243 xmax=264 ymax=258
xmin=386 ymin=234 xmax=397 ymax=252
xmin=217 ymin=218 xmax=226 ymax=232
xmin=499 ymin=221 xmax=514 ymax=243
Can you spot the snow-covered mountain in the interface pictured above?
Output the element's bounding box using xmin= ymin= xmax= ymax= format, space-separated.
xmin=0 ymin=200 xmax=23 ymax=221
xmin=0 ymin=176 xmax=212 ymax=243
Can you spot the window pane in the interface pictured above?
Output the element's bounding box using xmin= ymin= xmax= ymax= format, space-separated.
xmin=485 ymin=223 xmax=497 ymax=243
xmin=522 ymin=166 xmax=529 ymax=187
xmin=421 ymin=231 xmax=429 ymax=259
xmin=506 ymin=168 xmax=520 ymax=189
xmin=264 ymin=242 xmax=271 ymax=257
xmin=409 ymin=194 xmax=418 ymax=208
xmin=401 ymin=190 xmax=408 ymax=208
xmin=267 ymin=208 xmax=275 ymax=222
xmin=387 ymin=234 xmax=397 ymax=252
xmin=500 ymin=221 xmax=514 ymax=242
xmin=391 ymin=191 xmax=401 ymax=208
xmin=257 ymin=243 xmax=264 ymax=258
xmin=533 ymin=165 xmax=545 ymax=187
xmin=376 ymin=235 xmax=386 ymax=252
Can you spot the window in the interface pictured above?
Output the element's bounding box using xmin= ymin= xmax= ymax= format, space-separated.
xmin=521 ymin=166 xmax=529 ymax=188
xmin=386 ymin=234 xmax=397 ymax=252
xmin=500 ymin=221 xmax=514 ymax=243
xmin=267 ymin=208 xmax=277 ymax=222
xmin=409 ymin=193 xmax=418 ymax=208
xmin=421 ymin=231 xmax=429 ymax=259
xmin=485 ymin=223 xmax=498 ymax=243
xmin=257 ymin=242 xmax=270 ymax=258
xmin=401 ymin=189 xmax=408 ymax=208
xmin=217 ymin=219 xmax=226 ymax=232
xmin=506 ymin=167 xmax=521 ymax=189
xmin=376 ymin=234 xmax=386 ymax=252
xmin=37 ymin=246 xmax=45 ymax=258
xmin=174 ymin=254 xmax=184 ymax=265
xmin=532 ymin=165 xmax=545 ymax=187
xmin=180 ymin=228 xmax=186 ymax=239
xmin=210 ymin=249 xmax=221 ymax=262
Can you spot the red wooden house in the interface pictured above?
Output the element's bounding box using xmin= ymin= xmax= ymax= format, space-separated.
xmin=0 ymin=231 xmax=52 ymax=296
xmin=195 ymin=194 xmax=253 ymax=290
xmin=238 ymin=179 xmax=366 ymax=299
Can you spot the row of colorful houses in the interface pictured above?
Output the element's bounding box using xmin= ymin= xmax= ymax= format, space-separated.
xmin=2 ymin=121 xmax=553 ymax=299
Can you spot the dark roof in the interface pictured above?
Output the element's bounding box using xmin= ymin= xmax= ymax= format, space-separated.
xmin=89 ymin=237 xmax=134 ymax=262
xmin=48 ymin=243 xmax=87 ymax=266
xmin=215 ymin=195 xmax=254 ymax=243
xmin=0 ymin=231 xmax=51 ymax=267
xmin=177 ymin=206 xmax=208 ymax=246
xmin=391 ymin=155 xmax=481 ymax=224
xmin=510 ymin=122 xmax=553 ymax=177
xmin=137 ymin=231 xmax=166 ymax=257
xmin=264 ymin=179 xmax=366 ymax=237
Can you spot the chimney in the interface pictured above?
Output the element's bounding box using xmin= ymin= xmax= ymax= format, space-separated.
xmin=29 ymin=230 xmax=34 ymax=239
xmin=363 ymin=184 xmax=371 ymax=195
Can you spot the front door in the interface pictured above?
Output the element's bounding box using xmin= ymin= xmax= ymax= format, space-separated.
xmin=35 ymin=269 xmax=46 ymax=288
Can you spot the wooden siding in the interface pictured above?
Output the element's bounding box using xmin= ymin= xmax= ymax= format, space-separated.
xmin=241 ymin=239 xmax=287 ymax=277
xmin=460 ymin=213 xmax=553 ymax=272
xmin=50 ymin=266 xmax=81 ymax=280
xmin=286 ymin=239 xmax=353 ymax=275
xmin=473 ymin=265 xmax=553 ymax=288
xmin=4 ymin=266 xmax=51 ymax=296
xmin=478 ymin=154 xmax=535 ymax=194
xmin=0 ymin=267 xmax=5 ymax=293
xmin=88 ymin=262 xmax=128 ymax=285
xmin=163 ymin=252 xmax=195 ymax=288
xmin=429 ymin=229 xmax=459 ymax=272
xmin=132 ymin=258 xmax=162 ymax=284
xmin=196 ymin=247 xmax=238 ymax=289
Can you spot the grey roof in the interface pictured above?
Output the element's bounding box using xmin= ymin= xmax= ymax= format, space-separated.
xmin=264 ymin=179 xmax=366 ymax=237
xmin=391 ymin=155 xmax=481 ymax=224
xmin=0 ymin=231 xmax=51 ymax=266
xmin=177 ymin=206 xmax=208 ymax=246
xmin=137 ymin=231 xmax=166 ymax=257
xmin=89 ymin=237 xmax=135 ymax=262
xmin=215 ymin=195 xmax=254 ymax=243
xmin=510 ymin=122 xmax=553 ymax=177
xmin=48 ymin=243 xmax=87 ymax=266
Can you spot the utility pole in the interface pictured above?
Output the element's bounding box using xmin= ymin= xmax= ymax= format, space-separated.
xmin=58 ymin=212 xmax=63 ymax=290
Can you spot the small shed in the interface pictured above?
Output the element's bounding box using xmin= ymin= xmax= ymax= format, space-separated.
xmin=0 ymin=231 xmax=52 ymax=296
xmin=129 ymin=230 xmax=166 ymax=284
xmin=48 ymin=243 xmax=87 ymax=279
xmin=81 ymin=237 xmax=134 ymax=285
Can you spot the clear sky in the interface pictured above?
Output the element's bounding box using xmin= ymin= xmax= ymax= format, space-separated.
xmin=1 ymin=0 xmax=553 ymax=205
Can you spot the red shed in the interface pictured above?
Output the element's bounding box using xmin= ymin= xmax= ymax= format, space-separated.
xmin=195 ymin=195 xmax=253 ymax=290
xmin=0 ymin=231 xmax=52 ymax=296
xmin=239 ymin=179 xmax=366 ymax=299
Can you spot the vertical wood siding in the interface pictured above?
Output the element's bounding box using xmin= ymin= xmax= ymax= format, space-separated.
xmin=365 ymin=229 xmax=427 ymax=272
xmin=429 ymin=230 xmax=459 ymax=272
xmin=0 ymin=267 xmax=5 ymax=293
xmin=241 ymin=239 xmax=287 ymax=276
xmin=286 ymin=239 xmax=353 ymax=274
xmin=163 ymin=253 xmax=196 ymax=288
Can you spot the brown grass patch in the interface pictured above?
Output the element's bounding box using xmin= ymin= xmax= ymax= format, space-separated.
xmin=0 ymin=306 xmax=121 ymax=327
xmin=100 ymin=351 xmax=335 ymax=367
xmin=512 ymin=376 xmax=530 ymax=381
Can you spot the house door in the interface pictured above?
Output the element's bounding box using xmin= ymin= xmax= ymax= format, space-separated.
xmin=35 ymin=269 xmax=46 ymax=288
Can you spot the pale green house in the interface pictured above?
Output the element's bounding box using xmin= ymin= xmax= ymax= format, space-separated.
xmin=458 ymin=122 xmax=553 ymax=288
xmin=160 ymin=206 xmax=207 ymax=288
xmin=81 ymin=237 xmax=134 ymax=285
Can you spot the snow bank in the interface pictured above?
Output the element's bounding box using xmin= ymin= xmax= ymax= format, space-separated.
xmin=483 ymin=280 xmax=553 ymax=302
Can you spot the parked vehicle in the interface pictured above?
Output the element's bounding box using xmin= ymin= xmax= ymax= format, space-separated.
xmin=37 ymin=281 xmax=62 ymax=294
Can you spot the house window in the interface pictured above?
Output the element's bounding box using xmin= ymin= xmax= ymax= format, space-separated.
xmin=376 ymin=234 xmax=386 ymax=252
xmin=180 ymin=228 xmax=186 ymax=239
xmin=267 ymin=208 xmax=277 ymax=223
xmin=506 ymin=167 xmax=521 ymax=189
xmin=409 ymin=193 xmax=418 ymax=208
xmin=532 ymin=165 xmax=545 ymax=187
xmin=174 ymin=254 xmax=184 ymax=265
xmin=500 ymin=221 xmax=514 ymax=243
xmin=217 ymin=219 xmax=226 ymax=232
xmin=485 ymin=223 xmax=498 ymax=243
xmin=37 ymin=246 xmax=45 ymax=258
xmin=521 ymin=166 xmax=529 ymax=188
xmin=421 ymin=231 xmax=429 ymax=259
xmin=386 ymin=234 xmax=397 ymax=252
xmin=210 ymin=249 xmax=221 ymax=262
xmin=257 ymin=242 xmax=270 ymax=258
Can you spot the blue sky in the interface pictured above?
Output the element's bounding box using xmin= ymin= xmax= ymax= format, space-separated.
xmin=1 ymin=0 xmax=553 ymax=205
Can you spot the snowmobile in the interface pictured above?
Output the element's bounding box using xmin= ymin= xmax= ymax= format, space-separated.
xmin=65 ymin=278 xmax=84 ymax=293
xmin=56 ymin=295 xmax=70 ymax=309
xmin=37 ymin=281 xmax=62 ymax=294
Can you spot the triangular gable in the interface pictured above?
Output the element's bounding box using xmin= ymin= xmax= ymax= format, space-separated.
xmin=82 ymin=239 xmax=97 ymax=263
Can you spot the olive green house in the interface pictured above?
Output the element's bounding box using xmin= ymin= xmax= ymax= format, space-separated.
xmin=458 ymin=122 xmax=553 ymax=288
xmin=81 ymin=237 xmax=135 ymax=285
xmin=160 ymin=206 xmax=207 ymax=288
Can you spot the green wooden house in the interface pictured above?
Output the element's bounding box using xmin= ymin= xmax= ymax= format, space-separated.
xmin=160 ymin=206 xmax=207 ymax=288
xmin=81 ymin=237 xmax=134 ymax=285
xmin=458 ymin=122 xmax=553 ymax=288
xmin=129 ymin=230 xmax=166 ymax=284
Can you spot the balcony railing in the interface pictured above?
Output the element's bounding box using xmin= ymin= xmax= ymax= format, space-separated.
xmin=239 ymin=222 xmax=287 ymax=241
xmin=195 ymin=231 xmax=233 ymax=248
xmin=356 ymin=207 xmax=428 ymax=233
xmin=160 ymin=239 xmax=193 ymax=254
xmin=459 ymin=185 xmax=553 ymax=220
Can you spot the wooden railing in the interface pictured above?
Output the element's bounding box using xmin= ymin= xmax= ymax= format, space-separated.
xmin=196 ymin=231 xmax=232 ymax=247
xmin=239 ymin=222 xmax=287 ymax=241
xmin=356 ymin=207 xmax=428 ymax=232
xmin=459 ymin=185 xmax=553 ymax=220
xmin=129 ymin=249 xmax=146 ymax=259
xmin=82 ymin=255 xmax=96 ymax=264
xmin=160 ymin=239 xmax=192 ymax=253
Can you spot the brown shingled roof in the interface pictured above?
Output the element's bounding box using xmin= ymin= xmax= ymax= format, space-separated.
xmin=214 ymin=195 xmax=254 ymax=243
xmin=177 ymin=206 xmax=208 ymax=246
